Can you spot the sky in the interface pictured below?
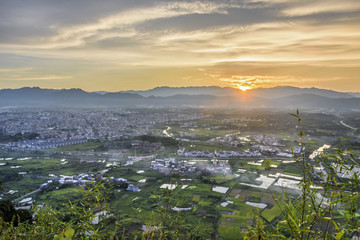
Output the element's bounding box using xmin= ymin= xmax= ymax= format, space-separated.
xmin=0 ymin=0 xmax=359 ymax=92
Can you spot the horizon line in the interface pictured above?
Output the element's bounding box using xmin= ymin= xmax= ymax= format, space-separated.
xmin=0 ymin=85 xmax=357 ymax=94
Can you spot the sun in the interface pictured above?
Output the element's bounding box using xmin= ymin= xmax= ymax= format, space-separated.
xmin=236 ymin=84 xmax=252 ymax=91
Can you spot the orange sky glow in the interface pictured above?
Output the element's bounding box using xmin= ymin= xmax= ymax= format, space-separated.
xmin=0 ymin=0 xmax=359 ymax=92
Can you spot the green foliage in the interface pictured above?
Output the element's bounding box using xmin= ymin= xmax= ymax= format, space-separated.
xmin=0 ymin=169 xmax=22 ymax=182
xmin=0 ymin=132 xmax=39 ymax=143
xmin=143 ymin=178 xmax=212 ymax=239
xmin=261 ymin=201 xmax=287 ymax=223
xmin=244 ymin=214 xmax=267 ymax=240
xmin=138 ymin=135 xmax=178 ymax=147
xmin=0 ymin=181 xmax=113 ymax=239
xmin=0 ymin=199 xmax=32 ymax=227
xmin=264 ymin=159 xmax=271 ymax=170
xmin=246 ymin=110 xmax=360 ymax=239
xmin=56 ymin=140 xmax=105 ymax=152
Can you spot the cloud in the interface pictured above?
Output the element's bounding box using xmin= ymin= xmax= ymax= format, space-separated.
xmin=0 ymin=67 xmax=32 ymax=72
xmin=0 ymin=0 xmax=359 ymax=91
xmin=42 ymin=2 xmax=238 ymax=48
xmin=219 ymin=75 xmax=303 ymax=90
xmin=281 ymin=0 xmax=360 ymax=16
xmin=7 ymin=75 xmax=73 ymax=81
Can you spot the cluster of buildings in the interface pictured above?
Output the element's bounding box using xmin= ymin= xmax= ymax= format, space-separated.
xmin=150 ymin=158 xmax=232 ymax=175
xmin=251 ymin=145 xmax=296 ymax=157
xmin=250 ymin=135 xmax=284 ymax=146
xmin=215 ymin=150 xmax=262 ymax=158
xmin=207 ymin=133 xmax=244 ymax=147
xmin=207 ymin=134 xmax=283 ymax=149
xmin=5 ymin=138 xmax=87 ymax=150
xmin=199 ymin=160 xmax=232 ymax=175
xmin=0 ymin=109 xmax=205 ymax=143
xmin=177 ymin=147 xmax=262 ymax=158
xmin=177 ymin=147 xmax=213 ymax=158
xmin=39 ymin=173 xmax=142 ymax=193
xmin=250 ymin=145 xmax=304 ymax=157
xmin=16 ymin=171 xmax=140 ymax=209
xmin=150 ymin=158 xmax=196 ymax=175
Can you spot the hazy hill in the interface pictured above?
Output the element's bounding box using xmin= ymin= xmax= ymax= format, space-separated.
xmin=118 ymin=86 xmax=355 ymax=99
xmin=118 ymin=86 xmax=241 ymax=97
xmin=0 ymin=87 xmax=143 ymax=107
xmin=349 ymin=92 xmax=360 ymax=98
xmin=247 ymin=86 xmax=354 ymax=99
xmin=272 ymin=94 xmax=360 ymax=110
xmin=0 ymin=86 xmax=359 ymax=110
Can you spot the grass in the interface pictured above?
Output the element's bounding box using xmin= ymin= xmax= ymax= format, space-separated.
xmin=249 ymin=196 xmax=261 ymax=203
xmin=0 ymin=158 xmax=103 ymax=176
xmin=182 ymin=142 xmax=239 ymax=152
xmin=38 ymin=186 xmax=83 ymax=209
xmin=218 ymin=225 xmax=244 ymax=240
xmin=192 ymin=195 xmax=201 ymax=201
xmin=2 ymin=177 xmax=46 ymax=200
xmin=217 ymin=201 xmax=257 ymax=238
xmin=209 ymin=174 xmax=236 ymax=183
xmin=279 ymin=163 xmax=303 ymax=176
xmin=283 ymin=171 xmax=302 ymax=177
xmin=269 ymin=160 xmax=282 ymax=166
xmin=129 ymin=175 xmax=144 ymax=182
xmin=198 ymin=200 xmax=212 ymax=206
xmin=241 ymin=164 xmax=266 ymax=171
xmin=261 ymin=201 xmax=287 ymax=222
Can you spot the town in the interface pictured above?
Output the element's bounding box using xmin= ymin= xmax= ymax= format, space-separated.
xmin=0 ymin=107 xmax=359 ymax=239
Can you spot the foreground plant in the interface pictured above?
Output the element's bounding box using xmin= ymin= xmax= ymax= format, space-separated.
xmin=247 ymin=110 xmax=360 ymax=239
xmin=0 ymin=181 xmax=112 ymax=240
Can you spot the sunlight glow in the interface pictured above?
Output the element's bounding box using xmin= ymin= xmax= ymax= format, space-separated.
xmin=236 ymin=84 xmax=252 ymax=91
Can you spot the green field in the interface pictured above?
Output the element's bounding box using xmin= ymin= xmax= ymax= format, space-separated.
xmin=218 ymin=225 xmax=244 ymax=240
xmin=0 ymin=157 xmax=105 ymax=200
xmin=261 ymin=201 xmax=287 ymax=222
xmin=38 ymin=186 xmax=83 ymax=209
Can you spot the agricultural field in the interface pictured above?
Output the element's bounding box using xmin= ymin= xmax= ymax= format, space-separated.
xmin=0 ymin=157 xmax=105 ymax=200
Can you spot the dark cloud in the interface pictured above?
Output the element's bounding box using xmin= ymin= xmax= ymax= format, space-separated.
xmin=0 ymin=0 xmax=154 ymax=43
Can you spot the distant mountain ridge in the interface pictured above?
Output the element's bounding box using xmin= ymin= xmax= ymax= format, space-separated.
xmin=0 ymin=86 xmax=359 ymax=110
xmin=119 ymin=86 xmax=242 ymax=97
xmin=247 ymin=86 xmax=354 ymax=99
xmin=118 ymin=86 xmax=355 ymax=99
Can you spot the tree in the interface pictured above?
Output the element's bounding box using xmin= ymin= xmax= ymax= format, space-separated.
xmin=264 ymin=159 xmax=271 ymax=170
xmin=0 ymin=181 xmax=113 ymax=239
xmin=144 ymin=178 xmax=212 ymax=239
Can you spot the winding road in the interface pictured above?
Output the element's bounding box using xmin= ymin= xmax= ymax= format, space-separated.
xmin=340 ymin=120 xmax=357 ymax=130
xmin=163 ymin=126 xmax=173 ymax=137
xmin=14 ymin=188 xmax=41 ymax=202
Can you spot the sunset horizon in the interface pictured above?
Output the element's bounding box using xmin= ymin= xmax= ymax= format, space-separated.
xmin=1 ymin=84 xmax=358 ymax=94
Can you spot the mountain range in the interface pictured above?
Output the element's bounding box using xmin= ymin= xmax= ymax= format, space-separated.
xmin=0 ymin=86 xmax=359 ymax=111
xmin=120 ymin=86 xmax=356 ymax=99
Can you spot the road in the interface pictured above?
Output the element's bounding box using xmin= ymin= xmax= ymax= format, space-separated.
xmin=163 ymin=126 xmax=173 ymax=137
xmin=14 ymin=188 xmax=41 ymax=202
xmin=340 ymin=120 xmax=357 ymax=130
